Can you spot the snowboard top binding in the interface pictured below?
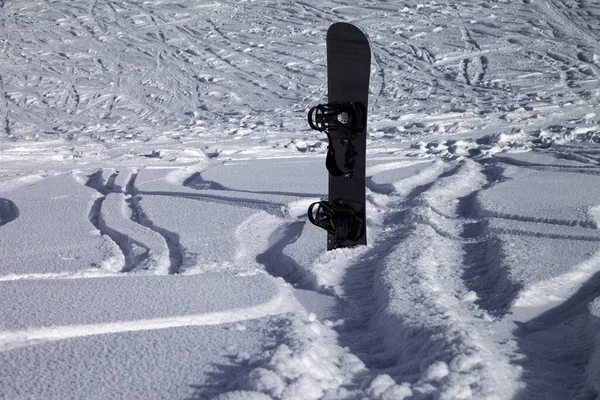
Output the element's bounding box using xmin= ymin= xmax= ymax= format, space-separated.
xmin=308 ymin=101 xmax=365 ymax=178
xmin=308 ymin=101 xmax=366 ymax=133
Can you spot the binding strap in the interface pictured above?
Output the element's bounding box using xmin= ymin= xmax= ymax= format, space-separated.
xmin=308 ymin=102 xmax=365 ymax=178
xmin=308 ymin=201 xmax=364 ymax=245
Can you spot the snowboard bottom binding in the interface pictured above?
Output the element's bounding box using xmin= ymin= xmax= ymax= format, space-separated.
xmin=308 ymin=200 xmax=364 ymax=246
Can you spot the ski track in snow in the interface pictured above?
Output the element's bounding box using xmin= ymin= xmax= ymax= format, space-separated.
xmin=3 ymin=0 xmax=600 ymax=398
xmin=2 ymin=0 xmax=599 ymax=142
xmin=85 ymin=168 xmax=174 ymax=274
xmin=0 ymin=280 xmax=300 ymax=352
xmin=328 ymin=160 xmax=521 ymax=397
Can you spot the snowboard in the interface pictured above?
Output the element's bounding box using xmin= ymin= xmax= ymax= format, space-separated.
xmin=307 ymin=22 xmax=371 ymax=250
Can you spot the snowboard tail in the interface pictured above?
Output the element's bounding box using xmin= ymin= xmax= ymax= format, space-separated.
xmin=307 ymin=23 xmax=371 ymax=250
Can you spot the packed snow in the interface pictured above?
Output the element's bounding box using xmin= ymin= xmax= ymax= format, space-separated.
xmin=2 ymin=0 xmax=600 ymax=399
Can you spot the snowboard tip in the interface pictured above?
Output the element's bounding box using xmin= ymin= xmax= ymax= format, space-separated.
xmin=327 ymin=22 xmax=369 ymax=41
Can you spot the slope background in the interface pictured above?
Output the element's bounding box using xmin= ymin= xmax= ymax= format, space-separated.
xmin=2 ymin=1 xmax=600 ymax=399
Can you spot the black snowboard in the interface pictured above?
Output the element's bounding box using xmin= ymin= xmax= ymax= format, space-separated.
xmin=307 ymin=23 xmax=371 ymax=250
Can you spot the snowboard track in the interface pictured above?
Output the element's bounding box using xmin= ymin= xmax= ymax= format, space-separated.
xmin=458 ymin=163 xmax=522 ymax=318
xmin=331 ymin=157 xmax=583 ymax=395
xmin=183 ymin=169 xmax=324 ymax=288
xmin=184 ymin=171 xmax=323 ymax=199
xmin=86 ymin=169 xmax=182 ymax=274
xmin=332 ymin=166 xmax=468 ymax=385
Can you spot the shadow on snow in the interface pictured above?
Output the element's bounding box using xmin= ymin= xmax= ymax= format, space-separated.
xmin=512 ymin=270 xmax=600 ymax=399
xmin=0 ymin=197 xmax=19 ymax=227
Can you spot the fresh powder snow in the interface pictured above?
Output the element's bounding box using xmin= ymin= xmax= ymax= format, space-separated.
xmin=1 ymin=0 xmax=600 ymax=399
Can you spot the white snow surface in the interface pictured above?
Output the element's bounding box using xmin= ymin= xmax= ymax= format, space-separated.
xmin=2 ymin=0 xmax=600 ymax=399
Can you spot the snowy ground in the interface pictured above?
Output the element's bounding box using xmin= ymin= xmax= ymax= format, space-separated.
xmin=2 ymin=0 xmax=600 ymax=399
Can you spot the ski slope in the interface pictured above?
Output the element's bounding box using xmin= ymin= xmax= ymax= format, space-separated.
xmin=2 ymin=0 xmax=600 ymax=399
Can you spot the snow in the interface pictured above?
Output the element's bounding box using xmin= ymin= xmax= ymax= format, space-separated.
xmin=2 ymin=0 xmax=600 ymax=399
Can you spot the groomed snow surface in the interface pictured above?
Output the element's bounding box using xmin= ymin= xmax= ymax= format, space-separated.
xmin=2 ymin=0 xmax=600 ymax=399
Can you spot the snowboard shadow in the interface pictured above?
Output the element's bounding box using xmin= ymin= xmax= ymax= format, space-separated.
xmin=184 ymin=172 xmax=324 ymax=199
xmin=136 ymin=190 xmax=286 ymax=214
xmin=186 ymin=359 xmax=253 ymax=400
